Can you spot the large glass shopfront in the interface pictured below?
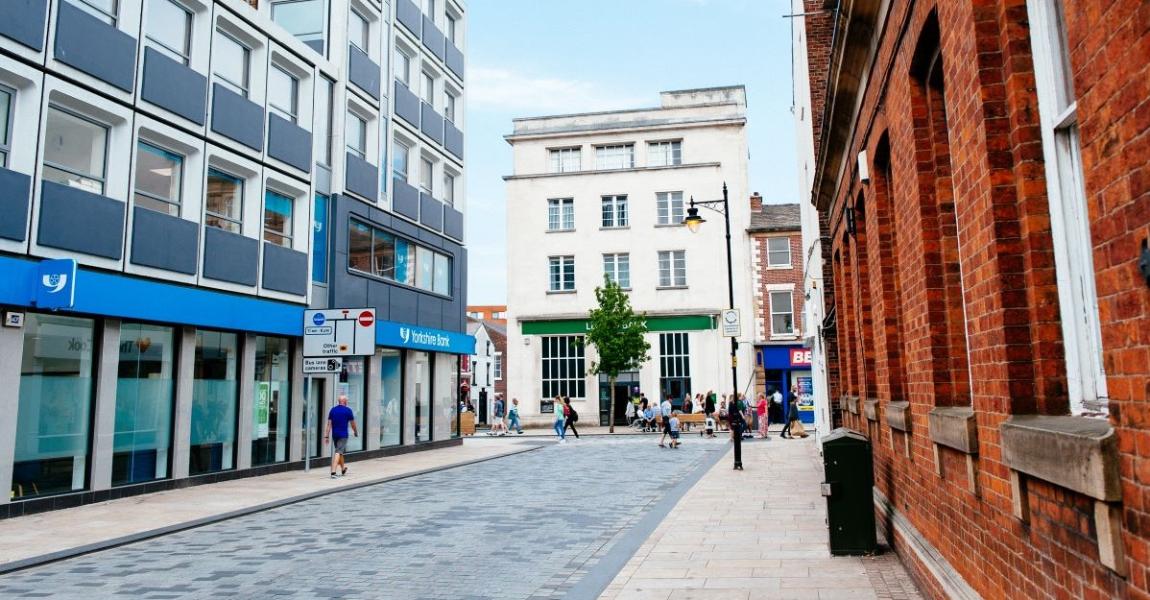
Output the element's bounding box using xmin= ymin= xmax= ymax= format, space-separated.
xmin=251 ymin=336 xmax=291 ymax=466
xmin=190 ymin=330 xmax=238 ymax=475
xmin=339 ymin=356 xmax=366 ymax=452
xmin=113 ymin=323 xmax=175 ymax=486
xmin=413 ymin=351 xmax=431 ymax=442
xmin=379 ymin=349 xmax=403 ymax=447
xmin=12 ymin=315 xmax=96 ymax=499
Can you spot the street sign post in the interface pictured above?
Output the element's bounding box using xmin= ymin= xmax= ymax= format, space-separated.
xmin=303 ymin=308 xmax=376 ymax=357
xmin=721 ymin=308 xmax=741 ymax=337
xmin=303 ymin=357 xmax=344 ymax=374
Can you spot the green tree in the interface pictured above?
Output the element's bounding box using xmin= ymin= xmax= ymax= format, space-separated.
xmin=584 ymin=276 xmax=651 ymax=432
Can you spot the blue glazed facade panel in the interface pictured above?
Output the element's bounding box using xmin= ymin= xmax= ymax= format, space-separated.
xmin=210 ymin=83 xmax=265 ymax=152
xmin=141 ymin=48 xmax=207 ymax=125
xmin=261 ymin=242 xmax=308 ymax=296
xmin=202 ymin=226 xmax=258 ymax=286
xmin=129 ymin=207 xmax=199 ymax=274
xmin=38 ymin=181 xmax=125 ymax=259
xmin=54 ymin=1 xmax=137 ymax=92
xmin=267 ymin=114 xmax=313 ymax=172
xmin=0 ymin=0 xmax=47 ymax=51
xmin=0 ymin=167 xmax=32 ymax=242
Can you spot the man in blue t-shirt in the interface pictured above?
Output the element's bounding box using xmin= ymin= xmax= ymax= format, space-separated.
xmin=325 ymin=395 xmax=358 ymax=479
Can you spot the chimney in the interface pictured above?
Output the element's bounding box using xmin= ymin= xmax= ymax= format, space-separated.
xmin=244 ymin=0 xmax=258 ymax=7
xmin=750 ymin=192 xmax=763 ymax=213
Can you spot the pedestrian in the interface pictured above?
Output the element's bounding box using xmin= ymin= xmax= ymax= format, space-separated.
xmin=508 ymin=398 xmax=523 ymax=434
xmin=756 ymin=392 xmax=769 ymax=438
xmin=669 ymin=411 xmax=682 ymax=448
xmin=563 ymin=396 xmax=580 ymax=439
xmin=478 ymin=387 xmax=488 ymax=423
xmin=489 ymin=394 xmax=506 ymax=435
xmin=625 ymin=399 xmax=636 ymax=426
xmin=726 ymin=391 xmax=745 ymax=470
xmin=682 ymin=394 xmax=693 ymax=432
xmin=782 ymin=390 xmax=800 ymax=439
xmin=553 ymin=395 xmax=566 ymax=442
xmin=658 ymin=395 xmax=673 ymax=447
xmin=642 ymin=404 xmax=656 ymax=431
xmin=718 ymin=397 xmax=728 ymax=431
xmin=325 ymin=395 xmax=358 ymax=479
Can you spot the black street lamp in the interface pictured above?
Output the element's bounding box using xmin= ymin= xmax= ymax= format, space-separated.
xmin=683 ymin=182 xmax=744 ymax=470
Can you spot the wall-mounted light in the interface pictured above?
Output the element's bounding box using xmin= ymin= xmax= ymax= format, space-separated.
xmin=845 ymin=207 xmax=857 ymax=236
xmin=858 ymin=150 xmax=870 ymax=184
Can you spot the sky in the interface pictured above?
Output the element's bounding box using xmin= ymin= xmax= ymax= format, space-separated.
xmin=463 ymin=0 xmax=801 ymax=305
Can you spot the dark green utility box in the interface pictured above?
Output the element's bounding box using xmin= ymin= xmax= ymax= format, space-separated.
xmin=821 ymin=428 xmax=877 ymax=555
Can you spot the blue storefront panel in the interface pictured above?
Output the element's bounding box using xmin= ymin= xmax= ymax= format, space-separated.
xmin=757 ymin=345 xmax=815 ymax=424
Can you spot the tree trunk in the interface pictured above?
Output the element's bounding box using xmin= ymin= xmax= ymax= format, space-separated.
xmin=609 ymin=375 xmax=617 ymax=433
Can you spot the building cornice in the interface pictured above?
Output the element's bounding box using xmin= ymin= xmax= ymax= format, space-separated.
xmin=504 ymin=117 xmax=746 ymax=144
xmin=503 ymin=162 xmax=722 ymax=182
xmin=514 ymin=308 xmax=721 ymax=322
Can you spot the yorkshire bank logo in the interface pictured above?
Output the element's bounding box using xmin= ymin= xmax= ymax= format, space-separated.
xmin=399 ymin=327 xmax=450 ymax=348
xmin=42 ymin=273 xmax=68 ymax=294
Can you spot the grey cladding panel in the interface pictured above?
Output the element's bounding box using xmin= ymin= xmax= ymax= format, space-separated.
xmin=130 ymin=207 xmax=198 ymax=274
xmin=420 ymin=103 xmax=443 ymax=145
xmin=0 ymin=167 xmax=31 ymax=241
xmin=141 ymin=47 xmax=207 ymax=125
xmin=348 ymin=45 xmax=381 ymax=100
xmin=419 ymin=193 xmax=443 ymax=231
xmin=262 ymin=242 xmax=308 ymax=296
xmin=0 ymin=0 xmax=46 ymax=51
xmin=418 ymin=296 xmax=443 ymax=329
xmin=443 ymin=206 xmax=463 ymax=241
xmin=394 ymin=81 xmax=420 ymax=129
xmin=38 ymin=180 xmax=124 ymax=259
xmin=421 ymin=17 xmax=445 ymax=62
xmin=396 ymin=0 xmax=422 ymax=38
xmin=446 ymin=42 xmax=464 ymax=80
xmin=345 ymin=152 xmax=379 ymax=202
xmin=54 ymin=1 xmax=137 ymax=92
xmin=211 ymin=83 xmax=265 ymax=152
xmin=444 ymin=121 xmax=463 ymax=159
xmin=268 ymin=113 xmax=313 ymax=172
xmin=389 ymin=285 xmax=418 ymax=324
xmin=392 ymin=178 xmax=420 ymax=221
xmin=203 ymin=226 xmax=258 ymax=286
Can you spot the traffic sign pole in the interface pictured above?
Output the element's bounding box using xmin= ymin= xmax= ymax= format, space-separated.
xmin=304 ymin=376 xmax=311 ymax=473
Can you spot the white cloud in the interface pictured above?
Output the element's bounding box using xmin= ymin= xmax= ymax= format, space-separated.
xmin=469 ymin=67 xmax=647 ymax=115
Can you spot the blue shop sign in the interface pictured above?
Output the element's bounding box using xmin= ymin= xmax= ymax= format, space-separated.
xmin=35 ymin=258 xmax=77 ymax=309
xmin=377 ymin=320 xmax=475 ymax=355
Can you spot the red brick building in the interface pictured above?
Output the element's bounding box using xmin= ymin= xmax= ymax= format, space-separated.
xmin=801 ymin=0 xmax=1149 ymax=597
xmin=748 ymin=197 xmax=813 ymax=417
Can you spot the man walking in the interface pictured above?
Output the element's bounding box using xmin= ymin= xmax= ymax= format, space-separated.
xmin=489 ymin=394 xmax=506 ymax=435
xmin=325 ymin=395 xmax=358 ymax=479
xmin=658 ymin=395 xmax=673 ymax=447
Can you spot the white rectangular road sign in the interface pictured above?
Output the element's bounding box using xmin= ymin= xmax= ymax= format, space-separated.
xmin=721 ymin=309 xmax=741 ymax=337
xmin=303 ymin=308 xmax=376 ymax=357
xmin=303 ymin=357 xmax=344 ymax=374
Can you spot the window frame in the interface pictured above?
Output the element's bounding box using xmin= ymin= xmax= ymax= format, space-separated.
xmin=548 ymin=255 xmax=576 ymax=292
xmin=656 ymin=191 xmax=685 ymax=225
xmin=145 ymin=0 xmax=193 ymax=65
xmin=444 ymin=90 xmax=456 ymax=122
xmin=69 ymin=0 xmax=119 ymax=26
xmin=392 ymin=139 xmax=410 ymax=181
xmin=347 ymin=218 xmax=453 ymax=297
xmin=602 ymin=252 xmax=631 ymax=289
xmin=657 ymin=250 xmax=687 ymax=287
xmin=213 ymin=31 xmax=251 ymax=97
xmin=267 ymin=64 xmax=300 ymax=123
xmin=271 ymin=0 xmax=328 ymax=54
xmin=421 ymin=71 xmax=435 ymax=105
xmin=647 ymin=140 xmax=682 ymax=167
xmin=395 ymin=48 xmax=412 ymax=86
xmin=133 ymin=140 xmax=185 ymax=216
xmin=767 ymin=237 xmax=792 ymax=267
xmin=346 ymin=110 xmax=367 ymax=159
xmin=548 ymin=147 xmax=580 ymax=173
xmin=769 ymin=290 xmax=795 ymax=336
xmin=594 ymin=143 xmax=635 ymax=170
xmin=419 ymin=156 xmax=434 ymax=194
xmin=443 ymin=171 xmax=455 ymax=206
xmin=546 ymin=198 xmax=574 ymax=232
xmin=348 ymin=6 xmax=370 ymax=52
xmin=42 ymin=105 xmax=110 ymax=195
xmin=204 ymin=168 xmax=245 ymax=234
xmin=541 ymin=335 xmax=586 ymax=399
xmin=601 ymin=194 xmax=628 ymax=228
xmin=0 ymin=84 xmax=14 ymax=169
xmin=263 ymin=188 xmax=294 ymax=248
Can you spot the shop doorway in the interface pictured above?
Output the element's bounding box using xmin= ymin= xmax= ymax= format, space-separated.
xmin=306 ymin=378 xmax=325 ymax=458
xmin=660 ymin=377 xmax=692 ymax=410
xmin=599 ymin=371 xmax=639 ymax=426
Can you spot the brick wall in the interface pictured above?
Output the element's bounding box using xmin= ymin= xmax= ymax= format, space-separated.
xmin=751 ymin=232 xmax=805 ymax=341
xmin=806 ymin=0 xmax=1150 ymax=597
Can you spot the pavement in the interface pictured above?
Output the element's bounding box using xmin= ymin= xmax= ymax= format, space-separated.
xmin=0 ymin=431 xmax=924 ymax=600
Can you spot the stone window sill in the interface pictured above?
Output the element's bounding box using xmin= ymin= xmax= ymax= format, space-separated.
xmin=546 ymin=290 xmax=576 ymax=295
xmin=928 ymin=406 xmax=978 ymax=455
xmin=1000 ymin=414 xmax=1124 ymax=574
xmin=863 ymin=398 xmax=878 ymax=422
xmin=886 ymin=401 xmax=911 ymax=432
xmin=846 ymin=395 xmax=859 ymax=415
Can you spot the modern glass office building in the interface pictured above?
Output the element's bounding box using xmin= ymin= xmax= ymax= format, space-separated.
xmin=0 ymin=0 xmax=469 ymax=515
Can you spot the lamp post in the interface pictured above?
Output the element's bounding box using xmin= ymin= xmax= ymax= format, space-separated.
xmin=683 ymin=182 xmax=744 ymax=470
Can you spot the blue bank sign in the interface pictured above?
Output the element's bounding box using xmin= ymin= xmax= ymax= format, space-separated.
xmin=35 ymin=259 xmax=77 ymax=310
xmin=377 ymin=320 xmax=475 ymax=355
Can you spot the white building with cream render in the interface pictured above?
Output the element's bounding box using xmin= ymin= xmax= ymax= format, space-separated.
xmin=503 ymin=87 xmax=756 ymax=426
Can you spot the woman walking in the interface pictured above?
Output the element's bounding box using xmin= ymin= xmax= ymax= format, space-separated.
xmin=756 ymin=392 xmax=769 ymax=439
xmin=553 ymin=395 xmax=566 ymax=443
xmin=562 ymin=396 xmax=580 ymax=439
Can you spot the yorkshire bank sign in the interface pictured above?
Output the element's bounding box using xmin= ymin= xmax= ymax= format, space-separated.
xmin=380 ymin=320 xmax=475 ymax=355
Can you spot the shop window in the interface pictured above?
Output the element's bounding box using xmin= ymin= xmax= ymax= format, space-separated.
xmin=251 ymin=336 xmax=291 ymax=466
xmin=348 ymin=219 xmax=452 ymax=295
xmin=113 ymin=323 xmax=175 ymax=486
xmin=413 ymin=351 xmax=432 ymax=442
xmin=205 ymin=169 xmax=244 ymax=234
xmin=659 ymin=332 xmax=691 ymax=402
xmin=380 ymin=349 xmax=403 ymax=447
xmin=13 ymin=315 xmax=96 ymax=499
xmin=134 ymin=141 xmax=184 ymax=216
xmin=338 ymin=356 xmax=366 ymax=453
xmin=541 ymin=335 xmax=585 ymax=398
xmin=312 ymin=193 xmax=329 ymax=283
xmin=190 ymin=330 xmax=238 ymax=475
xmin=263 ymin=190 xmax=294 ymax=248
xmin=42 ymin=106 xmax=109 ymax=195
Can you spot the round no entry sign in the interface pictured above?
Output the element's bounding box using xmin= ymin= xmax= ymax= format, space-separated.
xmin=358 ymin=311 xmax=375 ymax=327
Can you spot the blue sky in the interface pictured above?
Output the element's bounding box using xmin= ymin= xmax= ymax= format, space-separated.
xmin=463 ymin=0 xmax=800 ymax=304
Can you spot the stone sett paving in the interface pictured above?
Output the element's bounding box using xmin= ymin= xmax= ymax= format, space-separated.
xmin=0 ymin=438 xmax=728 ymax=600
